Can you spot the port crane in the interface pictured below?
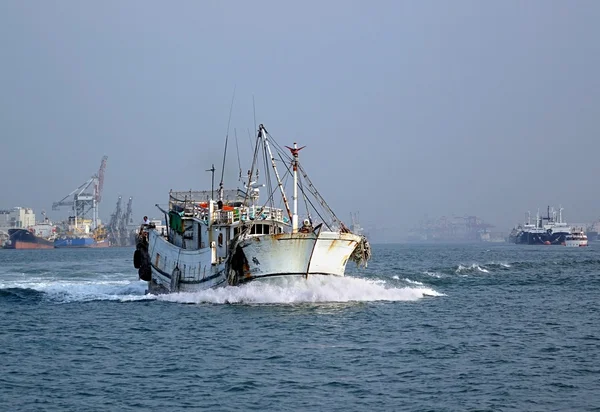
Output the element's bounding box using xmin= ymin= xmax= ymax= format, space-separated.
xmin=107 ymin=195 xmax=134 ymax=246
xmin=107 ymin=195 xmax=123 ymax=245
xmin=52 ymin=156 xmax=108 ymax=231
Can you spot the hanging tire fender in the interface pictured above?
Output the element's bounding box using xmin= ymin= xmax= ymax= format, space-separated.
xmin=133 ymin=249 xmax=142 ymax=269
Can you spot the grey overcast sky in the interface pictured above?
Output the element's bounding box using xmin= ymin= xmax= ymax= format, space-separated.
xmin=1 ymin=0 xmax=599 ymax=241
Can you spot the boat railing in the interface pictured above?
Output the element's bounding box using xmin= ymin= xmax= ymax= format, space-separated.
xmin=211 ymin=206 xmax=287 ymax=225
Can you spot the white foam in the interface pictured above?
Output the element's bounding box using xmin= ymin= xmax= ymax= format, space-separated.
xmin=403 ymin=278 xmax=424 ymax=286
xmin=0 ymin=278 xmax=149 ymax=303
xmin=455 ymin=264 xmax=490 ymax=274
xmin=157 ymin=275 xmax=443 ymax=305
xmin=1 ymin=273 xmax=444 ymax=305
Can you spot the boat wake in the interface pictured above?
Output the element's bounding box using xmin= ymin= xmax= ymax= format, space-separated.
xmin=0 ymin=274 xmax=443 ymax=305
xmin=157 ymin=275 xmax=443 ymax=305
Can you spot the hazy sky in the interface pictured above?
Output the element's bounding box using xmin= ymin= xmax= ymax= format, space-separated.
xmin=1 ymin=1 xmax=599 ymax=241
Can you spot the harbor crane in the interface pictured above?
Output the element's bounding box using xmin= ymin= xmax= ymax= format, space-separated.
xmin=107 ymin=195 xmax=134 ymax=246
xmin=52 ymin=155 xmax=108 ymax=230
xmin=107 ymin=195 xmax=123 ymax=245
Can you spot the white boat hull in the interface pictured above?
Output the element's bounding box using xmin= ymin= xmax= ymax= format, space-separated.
xmin=564 ymin=239 xmax=588 ymax=247
xmin=230 ymin=231 xmax=361 ymax=283
xmin=146 ymin=230 xmax=227 ymax=293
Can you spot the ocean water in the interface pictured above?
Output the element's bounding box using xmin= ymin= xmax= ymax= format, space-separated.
xmin=1 ymin=243 xmax=599 ymax=411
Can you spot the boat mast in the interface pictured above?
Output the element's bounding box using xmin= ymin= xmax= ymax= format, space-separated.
xmin=292 ymin=143 xmax=299 ymax=232
xmin=259 ymin=124 xmax=292 ymax=222
xmin=559 ymin=205 xmax=563 ymax=224
xmin=285 ymin=142 xmax=305 ymax=232
xmin=206 ymin=164 xmax=215 ymax=200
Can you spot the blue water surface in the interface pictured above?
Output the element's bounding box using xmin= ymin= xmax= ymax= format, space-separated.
xmin=1 ymin=243 xmax=599 ymax=411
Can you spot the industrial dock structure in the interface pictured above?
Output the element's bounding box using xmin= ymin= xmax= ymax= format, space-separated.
xmin=0 ymin=155 xmax=137 ymax=249
xmin=106 ymin=195 xmax=137 ymax=247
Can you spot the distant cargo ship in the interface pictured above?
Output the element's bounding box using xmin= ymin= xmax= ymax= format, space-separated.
xmin=54 ymin=236 xmax=109 ymax=248
xmin=509 ymin=206 xmax=572 ymax=245
xmin=3 ymin=228 xmax=54 ymax=249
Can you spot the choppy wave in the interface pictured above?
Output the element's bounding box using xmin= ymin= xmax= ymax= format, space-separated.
xmin=455 ymin=264 xmax=490 ymax=274
xmin=0 ymin=279 xmax=150 ymax=303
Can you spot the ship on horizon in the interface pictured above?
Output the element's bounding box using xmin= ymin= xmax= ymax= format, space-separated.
xmin=1 ymin=208 xmax=57 ymax=250
xmin=508 ymin=206 xmax=572 ymax=245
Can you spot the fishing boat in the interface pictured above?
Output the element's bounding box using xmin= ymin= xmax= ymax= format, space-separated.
xmin=134 ymin=124 xmax=371 ymax=294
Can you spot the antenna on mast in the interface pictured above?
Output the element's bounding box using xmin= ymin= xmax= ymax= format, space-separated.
xmin=206 ymin=164 xmax=215 ymax=200
xmin=218 ymin=86 xmax=236 ymax=201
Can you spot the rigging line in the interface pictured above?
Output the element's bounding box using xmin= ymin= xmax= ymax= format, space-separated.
xmin=276 ymin=150 xmax=292 ymax=210
xmin=247 ymin=128 xmax=254 ymax=155
xmin=262 ymin=140 xmax=274 ymax=210
xmin=244 ymin=167 xmax=286 ymax=231
xmin=299 ymin=175 xmax=312 ymax=222
xmin=252 ymin=95 xmax=257 ymax=144
xmin=297 ymin=174 xmax=331 ymax=231
xmin=275 ymin=148 xmax=329 ymax=229
xmin=234 ymin=128 xmax=242 ymax=180
xmin=266 ymin=131 xmax=293 ymax=163
xmin=220 ymin=85 xmax=236 ymax=185
xmin=242 ymin=127 xmax=262 ymax=207
xmin=279 ymin=171 xmax=290 ymax=210
xmin=297 ymin=163 xmax=338 ymax=227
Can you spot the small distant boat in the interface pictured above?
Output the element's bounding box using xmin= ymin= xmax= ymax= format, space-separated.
xmin=564 ymin=228 xmax=588 ymax=247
